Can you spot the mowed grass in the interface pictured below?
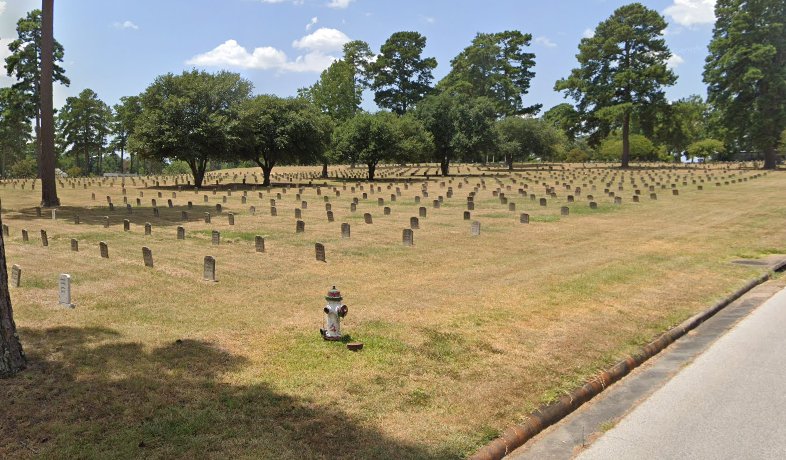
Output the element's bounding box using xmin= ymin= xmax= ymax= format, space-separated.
xmin=1 ymin=163 xmax=784 ymax=459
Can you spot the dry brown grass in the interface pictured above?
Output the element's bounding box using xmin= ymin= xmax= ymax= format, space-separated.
xmin=1 ymin=163 xmax=784 ymax=459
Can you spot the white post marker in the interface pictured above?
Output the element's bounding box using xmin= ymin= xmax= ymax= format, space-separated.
xmin=59 ymin=274 xmax=75 ymax=308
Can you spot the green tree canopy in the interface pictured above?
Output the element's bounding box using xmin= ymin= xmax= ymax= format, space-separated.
xmin=415 ymin=92 xmax=498 ymax=176
xmin=0 ymin=88 xmax=33 ymax=176
xmin=56 ymin=88 xmax=112 ymax=176
xmin=369 ymin=31 xmax=437 ymax=115
xmin=597 ymin=133 xmax=658 ymax=162
xmin=130 ymin=70 xmax=252 ymax=188
xmin=236 ymin=95 xmax=332 ymax=186
xmin=331 ymin=111 xmax=431 ymax=180
xmin=4 ymin=9 xmax=69 ymax=146
xmin=704 ymin=0 xmax=786 ymax=169
xmin=556 ymin=3 xmax=676 ymax=168
xmin=543 ymin=103 xmax=581 ymax=142
xmin=298 ymin=60 xmax=361 ymax=124
xmin=440 ymin=31 xmax=539 ymax=117
xmin=686 ymin=139 xmax=725 ymax=161
xmin=496 ymin=117 xmax=566 ymax=169
xmin=110 ymin=95 xmax=142 ymax=174
xmin=654 ymin=95 xmax=708 ymax=158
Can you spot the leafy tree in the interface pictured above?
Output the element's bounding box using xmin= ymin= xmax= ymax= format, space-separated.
xmin=597 ymin=133 xmax=658 ymax=162
xmin=299 ymin=60 xmax=361 ymax=124
xmin=415 ymin=92 xmax=498 ymax=175
xmin=331 ymin=111 xmax=429 ymax=180
xmin=686 ymin=139 xmax=725 ymax=161
xmin=496 ymin=117 xmax=566 ymax=169
xmin=369 ymin=32 xmax=437 ymax=115
xmin=0 ymin=88 xmax=33 ymax=176
xmin=236 ymin=95 xmax=332 ymax=186
xmin=543 ymin=103 xmax=581 ymax=142
xmin=56 ymin=89 xmax=112 ymax=175
xmin=704 ymin=0 xmax=786 ymax=169
xmin=5 ymin=8 xmax=69 ymax=180
xmin=129 ymin=70 xmax=252 ymax=188
xmin=556 ymin=3 xmax=676 ymax=168
xmin=440 ymin=31 xmax=539 ymax=117
xmin=654 ymin=95 xmax=708 ymax=159
xmin=110 ymin=95 xmax=142 ymax=174
xmin=9 ymin=156 xmax=38 ymax=178
xmin=342 ymin=40 xmax=374 ymax=88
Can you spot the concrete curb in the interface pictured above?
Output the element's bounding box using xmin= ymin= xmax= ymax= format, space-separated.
xmin=470 ymin=262 xmax=786 ymax=460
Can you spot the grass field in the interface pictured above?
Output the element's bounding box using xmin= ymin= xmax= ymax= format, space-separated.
xmin=1 ymin=163 xmax=784 ymax=459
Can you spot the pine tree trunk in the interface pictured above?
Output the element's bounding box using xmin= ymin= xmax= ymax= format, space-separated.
xmin=39 ymin=0 xmax=59 ymax=207
xmin=0 ymin=215 xmax=26 ymax=378
xmin=321 ymin=161 xmax=328 ymax=178
xmin=763 ymin=146 xmax=777 ymax=170
xmin=621 ymin=111 xmax=631 ymax=168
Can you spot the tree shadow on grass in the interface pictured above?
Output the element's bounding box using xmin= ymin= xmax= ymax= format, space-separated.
xmin=1 ymin=326 xmax=436 ymax=459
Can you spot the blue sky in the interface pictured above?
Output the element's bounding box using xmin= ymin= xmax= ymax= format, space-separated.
xmin=1 ymin=0 xmax=717 ymax=112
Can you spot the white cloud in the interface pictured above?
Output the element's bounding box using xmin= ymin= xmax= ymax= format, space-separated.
xmin=327 ymin=0 xmax=354 ymax=9
xmin=0 ymin=2 xmax=7 ymax=16
xmin=420 ymin=15 xmax=435 ymax=24
xmin=187 ymin=28 xmax=351 ymax=73
xmin=667 ymin=53 xmax=685 ymax=69
xmin=292 ymin=27 xmax=350 ymax=52
xmin=664 ymin=0 xmax=716 ymax=27
xmin=306 ymin=16 xmax=318 ymax=31
xmin=534 ymin=36 xmax=557 ymax=48
xmin=113 ymin=20 xmax=139 ymax=30
xmin=187 ymin=40 xmax=287 ymax=70
xmin=582 ymin=28 xmax=595 ymax=39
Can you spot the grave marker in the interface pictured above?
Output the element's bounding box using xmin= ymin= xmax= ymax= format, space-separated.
xmin=59 ymin=274 xmax=75 ymax=308
xmin=315 ymin=243 xmax=326 ymax=262
xmin=99 ymin=241 xmax=109 ymax=258
xmin=520 ymin=213 xmax=530 ymax=224
xmin=203 ymin=256 xmax=217 ymax=282
xmin=22 ymin=229 xmax=29 ymax=242
xmin=403 ymin=229 xmax=414 ymax=246
xmin=364 ymin=213 xmax=373 ymax=224
xmin=145 ymin=223 xmax=152 ymax=235
xmin=341 ymin=223 xmax=350 ymax=238
xmin=471 ymin=221 xmax=481 ymax=236
xmin=255 ymin=236 xmax=265 ymax=253
xmin=11 ymin=264 xmax=21 ymax=288
xmin=296 ymin=220 xmax=305 ymax=233
xmin=177 ymin=226 xmax=185 ymax=240
xmin=40 ymin=229 xmax=48 ymax=247
xmin=142 ymin=247 xmax=154 ymax=267
xmin=71 ymin=238 xmax=78 ymax=251
xmin=123 ymin=219 xmax=130 ymax=231
xmin=212 ymin=230 xmax=220 ymax=245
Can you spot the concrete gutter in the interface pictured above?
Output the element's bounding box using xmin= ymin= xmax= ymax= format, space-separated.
xmin=470 ymin=258 xmax=786 ymax=460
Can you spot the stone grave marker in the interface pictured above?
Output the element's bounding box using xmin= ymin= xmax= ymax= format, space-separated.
xmin=74 ymin=215 xmax=80 ymax=225
xmin=419 ymin=207 xmax=427 ymax=218
xmin=153 ymin=207 xmax=159 ymax=217
xmin=296 ymin=220 xmax=305 ymax=233
xmin=204 ymin=212 xmax=211 ymax=223
xmin=433 ymin=200 xmax=440 ymax=209
xmin=350 ymin=203 xmax=357 ymax=212
xmin=250 ymin=206 xmax=256 ymax=215
xmin=384 ymin=207 xmax=391 ymax=216
xmin=539 ymin=198 xmax=547 ymax=207
xmin=410 ymin=217 xmax=420 ymax=229
xmin=203 ymin=256 xmax=217 ymax=282
xmin=11 ymin=264 xmax=21 ymax=288
xmin=471 ymin=221 xmax=481 ymax=236
xmin=520 ymin=213 xmax=530 ymax=224
xmin=464 ymin=211 xmax=471 ymax=220
xmin=364 ymin=213 xmax=373 ymax=224
xmin=589 ymin=201 xmax=598 ymax=209
xmin=467 ymin=202 xmax=475 ymax=211
xmin=561 ymin=206 xmax=570 ymax=216
xmin=327 ymin=210 xmax=334 ymax=222
xmin=124 ymin=219 xmax=130 ymax=231
xmin=508 ymin=202 xmax=516 ymax=212
xmin=177 ymin=226 xmax=185 ymax=240
xmin=341 ymin=223 xmax=350 ymax=238
xmin=71 ymin=238 xmax=79 ymax=251
xmin=181 ymin=211 xmax=189 ymax=221
xmin=216 ymin=203 xmax=222 ymax=213
xmin=255 ymin=236 xmax=265 ymax=253
xmin=40 ymin=229 xmax=48 ymax=247
xmin=212 ymin=230 xmax=220 ymax=245
xmin=51 ymin=209 xmax=57 ymax=220
xmin=315 ymin=243 xmax=326 ymax=262
xmin=22 ymin=229 xmax=29 ymax=242
xmin=270 ymin=206 xmax=278 ymax=216
xmin=188 ymin=201 xmax=193 ymax=209
xmin=295 ymin=208 xmax=302 ymax=219
xmin=99 ymin=241 xmax=109 ymax=258
xmin=142 ymin=247 xmax=154 ymax=267
xmin=403 ymin=229 xmax=414 ymax=246
xmin=228 ymin=213 xmax=235 ymax=225
xmin=59 ymin=274 xmax=75 ymax=308
xmin=145 ymin=223 xmax=152 ymax=235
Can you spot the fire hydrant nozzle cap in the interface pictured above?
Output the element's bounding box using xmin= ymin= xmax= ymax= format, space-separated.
xmin=325 ymin=285 xmax=343 ymax=301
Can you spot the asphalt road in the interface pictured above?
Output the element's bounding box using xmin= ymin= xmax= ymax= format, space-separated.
xmin=576 ymin=284 xmax=786 ymax=459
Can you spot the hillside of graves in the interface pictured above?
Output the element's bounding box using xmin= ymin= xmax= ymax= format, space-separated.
xmin=1 ymin=163 xmax=785 ymax=459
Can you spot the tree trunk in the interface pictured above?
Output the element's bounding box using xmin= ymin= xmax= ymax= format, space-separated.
xmin=189 ymin=158 xmax=207 ymax=188
xmin=440 ymin=156 xmax=450 ymax=176
xmin=321 ymin=161 xmax=328 ymax=178
xmin=763 ymin=146 xmax=777 ymax=170
xmin=621 ymin=111 xmax=631 ymax=168
xmin=508 ymin=155 xmax=514 ymax=171
xmin=120 ymin=147 xmax=124 ymax=174
xmin=39 ymin=0 xmax=59 ymax=207
xmin=0 ymin=215 xmax=26 ymax=378
xmin=261 ymin=165 xmax=272 ymax=186
xmin=367 ymin=162 xmax=376 ymax=181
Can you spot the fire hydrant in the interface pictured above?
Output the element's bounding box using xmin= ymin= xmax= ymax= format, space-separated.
xmin=320 ymin=286 xmax=348 ymax=341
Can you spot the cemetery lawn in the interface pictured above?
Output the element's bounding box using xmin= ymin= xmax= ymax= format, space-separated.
xmin=2 ymin=164 xmax=785 ymax=459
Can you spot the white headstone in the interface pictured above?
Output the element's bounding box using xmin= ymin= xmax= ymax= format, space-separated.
xmin=59 ymin=274 xmax=75 ymax=308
